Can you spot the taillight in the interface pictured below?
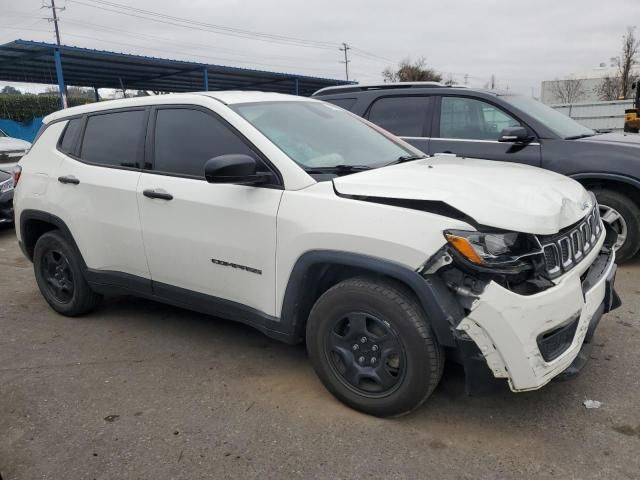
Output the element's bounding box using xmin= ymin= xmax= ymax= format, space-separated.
xmin=13 ymin=165 xmax=22 ymax=188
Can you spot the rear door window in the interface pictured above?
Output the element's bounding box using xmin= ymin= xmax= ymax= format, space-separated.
xmin=367 ymin=96 xmax=432 ymax=137
xmin=80 ymin=110 xmax=146 ymax=168
xmin=152 ymin=108 xmax=258 ymax=178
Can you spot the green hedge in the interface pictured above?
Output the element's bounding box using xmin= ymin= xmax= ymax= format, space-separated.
xmin=0 ymin=94 xmax=94 ymax=123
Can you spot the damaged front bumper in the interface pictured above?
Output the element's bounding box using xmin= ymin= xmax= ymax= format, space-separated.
xmin=457 ymin=231 xmax=619 ymax=392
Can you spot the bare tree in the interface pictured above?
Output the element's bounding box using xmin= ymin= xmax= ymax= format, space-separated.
xmin=595 ymin=75 xmax=622 ymax=101
xmin=550 ymin=77 xmax=586 ymax=103
xmin=620 ymin=26 xmax=639 ymax=98
xmin=382 ymin=57 xmax=442 ymax=83
xmin=596 ymin=26 xmax=639 ymax=100
xmin=443 ymin=73 xmax=456 ymax=86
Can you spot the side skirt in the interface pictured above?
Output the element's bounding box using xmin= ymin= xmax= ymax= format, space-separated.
xmin=85 ymin=269 xmax=296 ymax=344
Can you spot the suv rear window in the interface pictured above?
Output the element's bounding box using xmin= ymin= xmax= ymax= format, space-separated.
xmin=58 ymin=118 xmax=83 ymax=155
xmin=80 ymin=110 xmax=146 ymax=168
xmin=367 ymin=96 xmax=431 ymax=137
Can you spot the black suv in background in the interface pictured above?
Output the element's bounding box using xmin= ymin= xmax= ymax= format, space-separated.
xmin=313 ymin=83 xmax=640 ymax=262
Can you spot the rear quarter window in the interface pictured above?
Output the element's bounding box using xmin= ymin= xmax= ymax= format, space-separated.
xmin=367 ymin=96 xmax=432 ymax=137
xmin=58 ymin=118 xmax=83 ymax=155
xmin=322 ymin=97 xmax=357 ymax=111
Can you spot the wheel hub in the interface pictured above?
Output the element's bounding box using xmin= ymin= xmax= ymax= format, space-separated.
xmin=325 ymin=312 xmax=405 ymax=397
xmin=41 ymin=249 xmax=75 ymax=303
xmin=352 ymin=337 xmax=379 ymax=365
xmin=599 ymin=204 xmax=628 ymax=251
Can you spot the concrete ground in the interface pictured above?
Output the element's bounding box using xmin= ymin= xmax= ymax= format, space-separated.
xmin=0 ymin=226 xmax=638 ymax=480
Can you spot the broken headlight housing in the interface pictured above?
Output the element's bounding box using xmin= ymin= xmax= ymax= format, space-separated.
xmin=444 ymin=230 xmax=542 ymax=273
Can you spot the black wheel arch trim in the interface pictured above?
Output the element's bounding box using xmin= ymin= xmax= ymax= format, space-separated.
xmin=280 ymin=250 xmax=464 ymax=347
xmin=570 ymin=172 xmax=640 ymax=191
xmin=20 ymin=209 xmax=88 ymax=266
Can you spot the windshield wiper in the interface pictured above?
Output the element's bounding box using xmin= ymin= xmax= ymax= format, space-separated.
xmin=304 ymin=165 xmax=373 ymax=175
xmin=385 ymin=154 xmax=428 ymax=166
xmin=565 ymin=133 xmax=596 ymax=140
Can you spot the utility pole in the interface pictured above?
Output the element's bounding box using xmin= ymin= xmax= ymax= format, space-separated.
xmin=44 ymin=0 xmax=67 ymax=107
xmin=339 ymin=42 xmax=351 ymax=81
xmin=464 ymin=73 xmax=469 ymax=86
xmin=44 ymin=0 xmax=64 ymax=45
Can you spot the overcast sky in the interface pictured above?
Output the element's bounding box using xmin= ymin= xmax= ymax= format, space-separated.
xmin=1 ymin=0 xmax=639 ymax=96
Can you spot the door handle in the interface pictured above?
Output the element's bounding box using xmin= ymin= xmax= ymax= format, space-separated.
xmin=58 ymin=175 xmax=80 ymax=185
xmin=143 ymin=189 xmax=173 ymax=201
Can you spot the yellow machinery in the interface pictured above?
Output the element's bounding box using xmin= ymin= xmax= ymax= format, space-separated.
xmin=624 ymin=81 xmax=640 ymax=133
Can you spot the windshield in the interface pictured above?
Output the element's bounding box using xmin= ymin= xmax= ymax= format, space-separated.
xmin=231 ymin=101 xmax=418 ymax=171
xmin=502 ymin=95 xmax=595 ymax=139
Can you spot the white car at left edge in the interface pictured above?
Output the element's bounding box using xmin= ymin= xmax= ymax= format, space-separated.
xmin=0 ymin=128 xmax=31 ymax=224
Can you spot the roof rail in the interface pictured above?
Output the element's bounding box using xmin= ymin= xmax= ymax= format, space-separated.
xmin=313 ymin=81 xmax=471 ymax=96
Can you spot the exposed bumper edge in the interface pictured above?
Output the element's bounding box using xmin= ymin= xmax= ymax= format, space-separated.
xmin=458 ymin=245 xmax=618 ymax=392
xmin=555 ymin=260 xmax=620 ymax=380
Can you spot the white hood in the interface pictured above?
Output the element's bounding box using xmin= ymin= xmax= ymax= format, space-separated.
xmin=333 ymin=155 xmax=592 ymax=235
xmin=0 ymin=137 xmax=31 ymax=152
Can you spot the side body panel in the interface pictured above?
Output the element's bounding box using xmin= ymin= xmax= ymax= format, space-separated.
xmin=137 ymin=173 xmax=283 ymax=314
xmin=274 ymin=182 xmax=474 ymax=317
xmin=50 ymin=158 xmax=148 ymax=276
xmin=14 ymin=122 xmax=68 ymax=243
xmin=541 ymin=138 xmax=640 ymax=183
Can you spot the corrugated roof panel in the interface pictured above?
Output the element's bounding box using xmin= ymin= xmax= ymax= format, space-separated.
xmin=0 ymin=39 xmax=352 ymax=95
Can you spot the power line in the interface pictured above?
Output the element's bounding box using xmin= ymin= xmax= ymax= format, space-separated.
xmin=58 ymin=17 xmax=345 ymax=67
xmin=50 ymin=30 xmax=344 ymax=77
xmin=67 ymin=0 xmax=340 ymax=51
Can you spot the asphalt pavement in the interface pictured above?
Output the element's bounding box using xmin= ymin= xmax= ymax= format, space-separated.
xmin=0 ymin=225 xmax=639 ymax=479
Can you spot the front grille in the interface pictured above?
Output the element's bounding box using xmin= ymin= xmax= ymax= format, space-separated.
xmin=539 ymin=202 xmax=602 ymax=278
xmin=537 ymin=316 xmax=580 ymax=362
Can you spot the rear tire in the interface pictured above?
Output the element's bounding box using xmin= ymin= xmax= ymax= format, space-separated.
xmin=33 ymin=231 xmax=102 ymax=316
xmin=593 ymin=189 xmax=640 ymax=263
xmin=306 ymin=277 xmax=444 ymax=417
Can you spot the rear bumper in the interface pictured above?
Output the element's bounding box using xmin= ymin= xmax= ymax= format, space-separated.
xmin=457 ymin=240 xmax=618 ymax=392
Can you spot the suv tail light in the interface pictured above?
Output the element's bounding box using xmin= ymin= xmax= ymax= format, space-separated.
xmin=13 ymin=165 xmax=22 ymax=188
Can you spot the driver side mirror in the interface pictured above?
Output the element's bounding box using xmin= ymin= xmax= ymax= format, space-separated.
xmin=204 ymin=154 xmax=273 ymax=185
xmin=498 ymin=126 xmax=530 ymax=143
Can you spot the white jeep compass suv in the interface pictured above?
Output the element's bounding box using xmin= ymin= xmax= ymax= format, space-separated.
xmin=13 ymin=92 xmax=620 ymax=416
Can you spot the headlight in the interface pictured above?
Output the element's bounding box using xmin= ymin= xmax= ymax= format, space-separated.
xmin=0 ymin=178 xmax=13 ymax=194
xmin=445 ymin=230 xmax=542 ymax=268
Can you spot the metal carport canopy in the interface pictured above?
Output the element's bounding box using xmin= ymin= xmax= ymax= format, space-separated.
xmin=0 ymin=39 xmax=352 ymax=99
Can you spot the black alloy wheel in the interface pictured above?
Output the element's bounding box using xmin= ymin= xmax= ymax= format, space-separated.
xmin=33 ymin=230 xmax=101 ymax=316
xmin=306 ymin=277 xmax=444 ymax=417
xmin=40 ymin=249 xmax=75 ymax=303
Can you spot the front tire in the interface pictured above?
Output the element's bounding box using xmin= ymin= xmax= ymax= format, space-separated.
xmin=593 ymin=189 xmax=640 ymax=263
xmin=306 ymin=277 xmax=444 ymax=417
xmin=33 ymin=231 xmax=102 ymax=316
